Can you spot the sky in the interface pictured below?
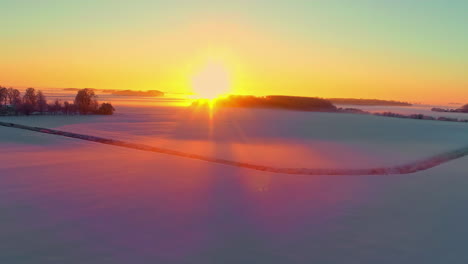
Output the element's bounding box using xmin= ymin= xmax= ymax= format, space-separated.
xmin=1 ymin=0 xmax=467 ymax=103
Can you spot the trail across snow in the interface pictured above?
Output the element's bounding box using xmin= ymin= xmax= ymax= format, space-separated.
xmin=1 ymin=121 xmax=467 ymax=176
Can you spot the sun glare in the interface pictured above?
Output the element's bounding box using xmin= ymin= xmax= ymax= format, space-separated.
xmin=191 ymin=62 xmax=231 ymax=100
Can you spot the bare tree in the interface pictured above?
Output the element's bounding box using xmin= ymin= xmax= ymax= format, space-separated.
xmin=0 ymin=87 xmax=7 ymax=107
xmin=22 ymin=88 xmax=38 ymax=115
xmin=460 ymin=104 xmax=468 ymax=113
xmin=63 ymin=101 xmax=70 ymax=115
xmin=69 ymin=102 xmax=78 ymax=114
xmin=7 ymin=88 xmax=17 ymax=105
xmin=23 ymin=88 xmax=37 ymax=105
xmin=8 ymin=88 xmax=22 ymax=114
xmin=37 ymin=90 xmax=48 ymax=114
xmin=97 ymin=103 xmax=115 ymax=115
xmin=75 ymin=88 xmax=98 ymax=114
xmin=50 ymin=99 xmax=63 ymax=114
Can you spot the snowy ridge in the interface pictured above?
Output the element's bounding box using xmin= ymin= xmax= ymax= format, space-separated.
xmin=1 ymin=121 xmax=467 ymax=175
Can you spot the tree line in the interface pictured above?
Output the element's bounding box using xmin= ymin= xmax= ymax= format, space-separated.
xmin=193 ymin=95 xmax=338 ymax=112
xmin=0 ymin=87 xmax=114 ymax=116
xmin=432 ymin=104 xmax=468 ymax=114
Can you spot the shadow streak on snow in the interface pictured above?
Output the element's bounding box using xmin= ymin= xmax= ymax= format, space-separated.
xmin=1 ymin=121 xmax=467 ymax=176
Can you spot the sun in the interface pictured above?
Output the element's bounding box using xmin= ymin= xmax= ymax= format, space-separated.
xmin=191 ymin=62 xmax=231 ymax=100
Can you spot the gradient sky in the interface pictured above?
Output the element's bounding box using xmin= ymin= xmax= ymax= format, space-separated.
xmin=1 ymin=0 xmax=467 ymax=103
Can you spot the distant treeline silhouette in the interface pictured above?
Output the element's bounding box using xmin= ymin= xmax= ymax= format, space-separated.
xmin=337 ymin=106 xmax=468 ymax=123
xmin=193 ymin=95 xmax=337 ymax=112
xmin=0 ymin=87 xmax=115 ymax=116
xmin=432 ymin=104 xmax=468 ymax=114
xmin=327 ymin=98 xmax=412 ymax=106
xmin=63 ymin=88 xmax=164 ymax=97
xmin=374 ymin=112 xmax=468 ymax=123
xmin=191 ymin=94 xmax=468 ymax=124
xmin=111 ymin=90 xmax=164 ymax=97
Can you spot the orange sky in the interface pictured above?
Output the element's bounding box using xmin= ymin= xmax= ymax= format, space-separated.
xmin=1 ymin=1 xmax=467 ymax=104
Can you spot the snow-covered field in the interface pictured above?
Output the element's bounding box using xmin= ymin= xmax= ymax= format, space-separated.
xmin=1 ymin=104 xmax=468 ymax=263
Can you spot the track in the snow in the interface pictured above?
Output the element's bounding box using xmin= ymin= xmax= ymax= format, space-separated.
xmin=1 ymin=121 xmax=467 ymax=175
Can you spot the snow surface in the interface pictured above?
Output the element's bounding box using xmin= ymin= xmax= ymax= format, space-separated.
xmin=1 ymin=104 xmax=468 ymax=263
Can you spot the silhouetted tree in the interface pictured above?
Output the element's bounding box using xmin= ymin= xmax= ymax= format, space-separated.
xmin=48 ymin=99 xmax=63 ymax=115
xmin=96 ymin=103 xmax=115 ymax=115
xmin=459 ymin=104 xmax=468 ymax=113
xmin=37 ymin=90 xmax=48 ymax=114
xmin=53 ymin=99 xmax=63 ymax=114
xmin=63 ymin=101 xmax=71 ymax=115
xmin=22 ymin=88 xmax=38 ymax=115
xmin=69 ymin=103 xmax=78 ymax=114
xmin=8 ymin=88 xmax=22 ymax=114
xmin=7 ymin=88 xmax=19 ymax=105
xmin=0 ymin=87 xmax=7 ymax=107
xmin=75 ymin=88 xmax=98 ymax=114
xmin=23 ymin=88 xmax=37 ymax=106
xmin=0 ymin=88 xmax=115 ymax=116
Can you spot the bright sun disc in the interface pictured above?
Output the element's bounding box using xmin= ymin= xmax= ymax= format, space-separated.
xmin=191 ymin=62 xmax=231 ymax=99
